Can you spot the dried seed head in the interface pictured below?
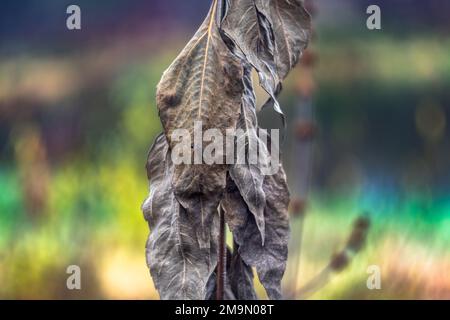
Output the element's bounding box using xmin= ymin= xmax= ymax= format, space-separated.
xmin=330 ymin=252 xmax=349 ymax=272
xmin=347 ymin=216 xmax=370 ymax=253
xmin=289 ymin=197 xmax=307 ymax=218
xmin=294 ymin=120 xmax=317 ymax=141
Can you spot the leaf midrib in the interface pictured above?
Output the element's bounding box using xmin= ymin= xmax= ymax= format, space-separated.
xmin=198 ymin=0 xmax=218 ymax=120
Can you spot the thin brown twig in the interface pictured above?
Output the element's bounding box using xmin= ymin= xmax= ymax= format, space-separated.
xmin=216 ymin=206 xmax=226 ymax=300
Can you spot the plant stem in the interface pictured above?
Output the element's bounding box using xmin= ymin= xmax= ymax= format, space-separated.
xmin=216 ymin=206 xmax=226 ymax=300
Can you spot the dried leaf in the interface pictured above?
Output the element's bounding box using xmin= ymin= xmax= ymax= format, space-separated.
xmin=206 ymin=272 xmax=237 ymax=300
xmin=229 ymin=67 xmax=267 ymax=243
xmin=205 ymin=245 xmax=256 ymax=300
xmin=221 ymin=0 xmax=280 ymax=112
xmin=257 ymin=0 xmax=311 ymax=80
xmin=256 ymin=0 xmax=311 ymax=112
xmin=221 ymin=0 xmax=311 ymax=116
xmin=142 ymin=134 xmax=218 ymax=299
xmin=222 ymin=167 xmax=290 ymax=300
xmin=229 ymin=246 xmax=258 ymax=300
xmin=156 ymin=0 xmax=245 ymax=249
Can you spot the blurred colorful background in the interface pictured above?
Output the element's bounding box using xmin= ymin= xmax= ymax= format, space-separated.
xmin=0 ymin=0 xmax=449 ymax=299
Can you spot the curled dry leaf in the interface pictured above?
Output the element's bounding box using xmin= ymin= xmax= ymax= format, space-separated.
xmin=221 ymin=0 xmax=280 ymax=113
xmin=229 ymin=67 xmax=267 ymax=244
xmin=228 ymin=246 xmax=258 ymax=300
xmin=256 ymin=0 xmax=311 ymax=80
xmin=207 ymin=247 xmax=258 ymax=300
xmin=222 ymin=167 xmax=290 ymax=300
xmin=142 ymin=134 xmax=218 ymax=299
xmin=206 ymin=273 xmax=237 ymax=300
xmin=205 ymin=245 xmax=257 ymax=300
xmin=221 ymin=0 xmax=311 ymax=119
xmin=257 ymin=0 xmax=311 ymax=112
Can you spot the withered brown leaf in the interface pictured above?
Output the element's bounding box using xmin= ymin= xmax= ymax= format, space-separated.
xmin=229 ymin=66 xmax=267 ymax=244
xmin=222 ymin=166 xmax=290 ymax=300
xmin=156 ymin=0 xmax=244 ymax=249
xmin=221 ymin=0 xmax=311 ymax=116
xmin=229 ymin=246 xmax=258 ymax=300
xmin=142 ymin=134 xmax=219 ymax=299
xmin=257 ymin=0 xmax=311 ymax=80
xmin=205 ymin=245 xmax=256 ymax=300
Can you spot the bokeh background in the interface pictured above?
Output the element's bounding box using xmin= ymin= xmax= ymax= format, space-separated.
xmin=0 ymin=0 xmax=449 ymax=299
